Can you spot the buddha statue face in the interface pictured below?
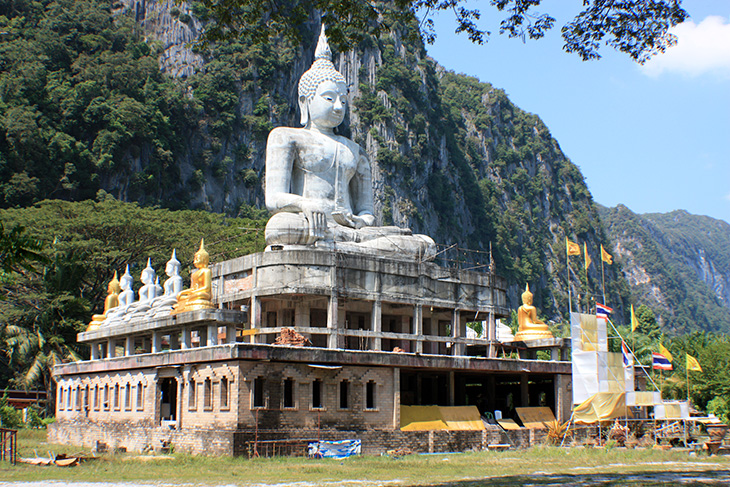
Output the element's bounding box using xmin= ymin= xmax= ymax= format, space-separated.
xmin=120 ymin=272 xmax=133 ymax=291
xmin=166 ymin=258 xmax=180 ymax=277
xmin=193 ymin=248 xmax=209 ymax=269
xmin=305 ymin=79 xmax=347 ymax=130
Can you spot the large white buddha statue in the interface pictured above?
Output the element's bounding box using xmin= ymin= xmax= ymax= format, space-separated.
xmin=264 ymin=26 xmax=435 ymax=259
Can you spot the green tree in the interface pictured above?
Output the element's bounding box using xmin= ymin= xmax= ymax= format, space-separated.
xmin=0 ymin=198 xmax=267 ymax=397
xmin=195 ymin=0 xmax=688 ymax=63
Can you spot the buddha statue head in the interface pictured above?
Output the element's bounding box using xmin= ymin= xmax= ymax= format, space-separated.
xmin=521 ymin=284 xmax=533 ymax=306
xmin=140 ymin=258 xmax=155 ymax=285
xmin=166 ymin=249 xmax=181 ymax=277
xmin=298 ymin=26 xmax=347 ymax=127
xmin=120 ymin=265 xmax=133 ymax=291
xmin=193 ymin=239 xmax=209 ymax=269
xmin=107 ymin=271 xmax=121 ymax=295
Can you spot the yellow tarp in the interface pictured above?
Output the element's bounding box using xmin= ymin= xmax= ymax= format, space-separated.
xmin=515 ymin=407 xmax=556 ymax=429
xmin=574 ymin=392 xmax=628 ymax=424
xmin=400 ymin=405 xmax=485 ymax=431
xmin=497 ymin=419 xmax=522 ymax=430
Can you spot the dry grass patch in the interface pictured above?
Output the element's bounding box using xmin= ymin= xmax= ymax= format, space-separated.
xmin=2 ymin=430 xmax=730 ymax=486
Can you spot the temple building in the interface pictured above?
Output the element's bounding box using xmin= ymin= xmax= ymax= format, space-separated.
xmin=49 ymin=27 xmax=571 ymax=455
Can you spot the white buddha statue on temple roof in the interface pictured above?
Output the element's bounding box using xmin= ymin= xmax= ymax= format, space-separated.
xmin=150 ymin=249 xmax=184 ymax=317
xmin=138 ymin=258 xmax=159 ymax=303
xmin=264 ymin=25 xmax=435 ymax=259
xmin=118 ymin=265 xmax=135 ymax=308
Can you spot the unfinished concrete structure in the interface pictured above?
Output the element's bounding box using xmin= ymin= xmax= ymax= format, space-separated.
xmin=50 ymin=247 xmax=571 ymax=455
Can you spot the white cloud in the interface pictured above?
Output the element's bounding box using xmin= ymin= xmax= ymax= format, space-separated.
xmin=640 ymin=15 xmax=730 ymax=78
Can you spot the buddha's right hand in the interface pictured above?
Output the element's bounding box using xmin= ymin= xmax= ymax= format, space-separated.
xmin=302 ymin=205 xmax=327 ymax=243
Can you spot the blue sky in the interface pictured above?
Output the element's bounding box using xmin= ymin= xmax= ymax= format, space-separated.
xmin=425 ymin=0 xmax=730 ymax=224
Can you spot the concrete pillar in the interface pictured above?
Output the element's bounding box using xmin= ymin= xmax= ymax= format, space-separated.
xmin=551 ymin=347 xmax=559 ymax=361
xmin=392 ymin=368 xmax=400 ymax=429
xmin=91 ymin=342 xmax=99 ymax=360
xmin=521 ymin=374 xmax=529 ymax=407
xmin=250 ymin=295 xmax=260 ymax=344
xmin=487 ymin=306 xmax=497 ymax=358
xmin=152 ymin=332 xmax=161 ymax=353
xmin=198 ymin=328 xmax=207 ymax=347
xmin=276 ymin=303 xmax=285 ymax=327
xmin=226 ymin=324 xmax=236 ymax=344
xmin=125 ymin=336 xmax=134 ymax=356
xmin=414 ymin=305 xmax=423 ymax=353
xmin=451 ymin=309 xmax=464 ymax=356
xmin=371 ymin=300 xmax=382 ymax=351
xmin=295 ymin=302 xmax=310 ymax=325
xmin=181 ymin=327 xmax=191 ymax=349
xmin=327 ymin=295 xmax=338 ymax=349
xmin=207 ymin=324 xmax=218 ymax=346
xmin=107 ymin=339 xmax=116 ymax=359
xmin=555 ymin=374 xmax=571 ymax=423
xmin=295 ymin=301 xmax=311 ymax=340
xmin=169 ymin=332 xmax=179 ymax=350
xmin=176 ymin=374 xmax=184 ymax=427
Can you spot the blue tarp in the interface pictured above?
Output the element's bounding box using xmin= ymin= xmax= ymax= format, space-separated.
xmin=307 ymin=439 xmax=361 ymax=459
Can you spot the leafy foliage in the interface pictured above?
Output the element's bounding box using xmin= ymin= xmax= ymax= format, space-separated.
xmin=196 ymin=0 xmax=688 ymax=63
xmin=0 ymin=198 xmax=266 ymax=393
xmin=0 ymin=0 xmax=197 ymax=207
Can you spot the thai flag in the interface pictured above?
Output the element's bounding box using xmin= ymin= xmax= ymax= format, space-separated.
xmin=596 ymin=303 xmax=613 ymax=317
xmin=652 ymin=352 xmax=673 ymax=370
xmin=622 ymin=341 xmax=632 ymax=367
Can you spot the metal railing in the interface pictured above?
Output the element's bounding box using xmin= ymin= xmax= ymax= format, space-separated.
xmin=0 ymin=428 xmax=17 ymax=465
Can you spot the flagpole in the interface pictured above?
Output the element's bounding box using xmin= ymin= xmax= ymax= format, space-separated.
xmin=567 ymin=243 xmax=572 ymax=316
xmin=686 ymin=358 xmax=690 ymax=404
xmin=584 ymin=246 xmax=589 ymax=313
xmin=601 ymin=257 xmax=606 ymax=305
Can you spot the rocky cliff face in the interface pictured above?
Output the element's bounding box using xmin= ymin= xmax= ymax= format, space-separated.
xmin=105 ymin=3 xmax=631 ymax=320
xmin=115 ymin=0 xmax=204 ymax=77
xmin=600 ymin=205 xmax=730 ymax=333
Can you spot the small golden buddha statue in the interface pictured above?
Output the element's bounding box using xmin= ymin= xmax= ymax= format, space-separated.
xmin=87 ymin=271 xmax=121 ymax=331
xmin=514 ymin=284 xmax=554 ymax=341
xmin=171 ymin=239 xmax=214 ymax=315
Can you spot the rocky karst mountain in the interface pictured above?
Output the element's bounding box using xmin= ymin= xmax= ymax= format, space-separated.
xmin=600 ymin=205 xmax=730 ymax=334
xmin=5 ymin=0 xmax=729 ymax=332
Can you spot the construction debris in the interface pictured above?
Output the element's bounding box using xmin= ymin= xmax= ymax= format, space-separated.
xmin=274 ymin=328 xmax=312 ymax=347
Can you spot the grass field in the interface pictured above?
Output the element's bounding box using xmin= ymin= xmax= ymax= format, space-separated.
xmin=2 ymin=429 xmax=730 ymax=486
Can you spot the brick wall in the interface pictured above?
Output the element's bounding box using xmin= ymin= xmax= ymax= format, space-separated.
xmin=48 ymin=421 xmax=236 ymax=455
xmin=237 ymin=361 xmax=396 ymax=431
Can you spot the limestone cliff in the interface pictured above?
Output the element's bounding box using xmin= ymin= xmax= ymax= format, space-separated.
xmin=600 ymin=205 xmax=730 ymax=334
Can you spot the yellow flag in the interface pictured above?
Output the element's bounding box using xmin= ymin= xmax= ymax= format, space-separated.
xmin=686 ymin=354 xmax=702 ymax=372
xmin=631 ymin=304 xmax=639 ymax=332
xmin=566 ymin=237 xmax=581 ymax=256
xmin=601 ymin=244 xmax=613 ymax=264
xmin=584 ymin=243 xmax=591 ymax=270
xmin=659 ymin=343 xmax=673 ymax=362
